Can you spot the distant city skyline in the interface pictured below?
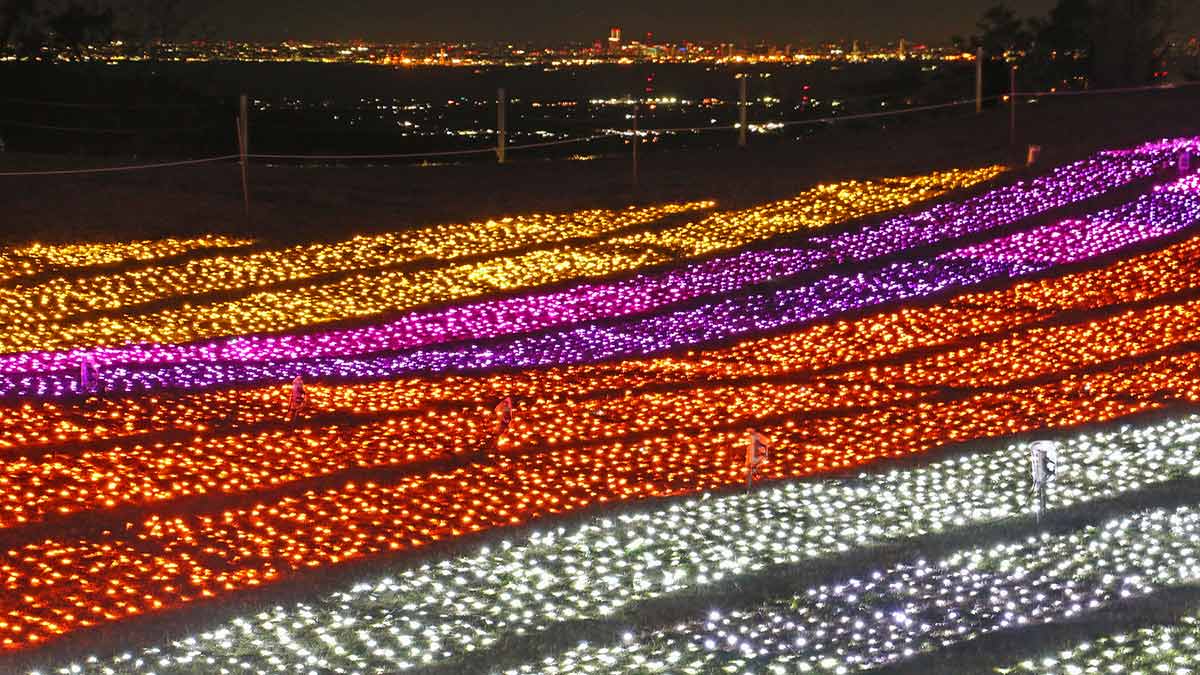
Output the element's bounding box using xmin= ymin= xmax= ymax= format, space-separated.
xmin=190 ymin=0 xmax=1059 ymax=44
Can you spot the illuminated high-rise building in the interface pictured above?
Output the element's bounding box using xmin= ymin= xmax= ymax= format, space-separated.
xmin=608 ymin=27 xmax=622 ymax=53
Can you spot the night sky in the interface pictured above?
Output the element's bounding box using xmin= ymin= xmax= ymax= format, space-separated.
xmin=193 ymin=0 xmax=1058 ymax=44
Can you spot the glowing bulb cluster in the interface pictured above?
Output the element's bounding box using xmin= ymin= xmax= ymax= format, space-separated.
xmin=0 ymin=235 xmax=253 ymax=283
xmin=516 ymin=505 xmax=1200 ymax=674
xmin=6 ymin=136 xmax=1195 ymax=382
xmin=0 ymin=202 xmax=712 ymax=333
xmin=2 ymin=141 xmax=1200 ymax=666
xmin=26 ymin=414 xmax=1200 ymax=674
xmin=996 ymin=615 xmax=1200 ymax=675
xmin=0 ymin=170 xmax=996 ymax=354
xmin=35 ymin=167 xmax=1196 ymax=396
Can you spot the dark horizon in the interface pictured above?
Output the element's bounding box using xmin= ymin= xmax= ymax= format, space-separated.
xmin=189 ymin=0 xmax=1058 ymax=45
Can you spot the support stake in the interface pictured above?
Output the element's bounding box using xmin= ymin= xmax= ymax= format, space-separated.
xmin=738 ymin=75 xmax=748 ymax=148
xmin=238 ymin=94 xmax=250 ymax=219
xmin=975 ymin=47 xmax=983 ymax=114
xmin=1009 ymin=65 xmax=1017 ymax=146
xmin=632 ymin=100 xmax=639 ymax=189
xmin=497 ymin=87 xmax=507 ymax=164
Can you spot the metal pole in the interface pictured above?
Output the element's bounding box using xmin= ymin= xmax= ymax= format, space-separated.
xmin=975 ymin=47 xmax=983 ymax=114
xmin=632 ymin=101 xmax=639 ymax=188
xmin=238 ymin=94 xmax=250 ymax=219
xmin=1009 ymin=65 xmax=1017 ymax=146
xmin=738 ymin=75 xmax=748 ymax=148
xmin=1150 ymin=187 xmax=1155 ymax=231
xmin=497 ymin=87 xmax=507 ymax=164
xmin=1038 ymin=481 xmax=1046 ymax=523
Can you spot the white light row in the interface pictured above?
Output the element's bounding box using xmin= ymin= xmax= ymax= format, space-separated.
xmin=510 ymin=504 xmax=1200 ymax=674
xmin=995 ymin=614 xmax=1200 ymax=675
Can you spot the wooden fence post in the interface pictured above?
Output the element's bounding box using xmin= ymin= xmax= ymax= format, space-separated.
xmin=975 ymin=47 xmax=983 ymax=114
xmin=1009 ymin=65 xmax=1017 ymax=146
xmin=237 ymin=94 xmax=250 ymax=218
xmin=738 ymin=75 xmax=748 ymax=148
xmin=632 ymin=100 xmax=639 ymax=188
xmin=497 ymin=88 xmax=507 ymax=164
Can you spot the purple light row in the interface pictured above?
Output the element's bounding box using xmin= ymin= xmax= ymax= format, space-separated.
xmin=7 ymin=171 xmax=1199 ymax=399
xmin=1 ymin=137 xmax=1193 ymax=383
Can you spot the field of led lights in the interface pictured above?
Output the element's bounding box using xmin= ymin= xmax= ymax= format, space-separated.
xmin=8 ymin=138 xmax=1200 ymax=675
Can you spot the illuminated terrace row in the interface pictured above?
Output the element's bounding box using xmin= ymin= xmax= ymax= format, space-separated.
xmin=27 ymin=413 xmax=1200 ymax=674
xmin=0 ymin=236 xmax=253 ymax=284
xmin=994 ymin=615 xmax=1200 ymax=675
xmin=7 ymin=136 xmax=1192 ymax=372
xmin=512 ymin=505 xmax=1200 ymax=675
xmin=11 ymin=169 xmax=1200 ymax=399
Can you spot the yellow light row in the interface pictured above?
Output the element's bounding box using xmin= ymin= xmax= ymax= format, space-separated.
xmin=0 ymin=202 xmax=712 ymax=329
xmin=0 ymin=235 xmax=253 ymax=283
xmin=614 ymin=175 xmax=972 ymax=258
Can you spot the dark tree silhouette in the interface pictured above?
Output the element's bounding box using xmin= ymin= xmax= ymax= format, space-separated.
xmin=974 ymin=3 xmax=1034 ymax=57
xmin=1032 ymin=0 xmax=1093 ymax=54
xmin=1088 ymin=0 xmax=1183 ymax=86
xmin=1025 ymin=0 xmax=1093 ymax=89
xmin=48 ymin=2 xmax=113 ymax=60
xmin=1 ymin=0 xmax=45 ymax=58
xmin=971 ymin=0 xmax=1192 ymax=90
xmin=116 ymin=0 xmax=191 ymax=60
xmin=969 ymin=4 xmax=1033 ymax=97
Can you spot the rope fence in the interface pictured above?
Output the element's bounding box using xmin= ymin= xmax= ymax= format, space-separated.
xmin=0 ymin=118 xmax=141 ymax=135
xmin=0 ymin=78 xmax=1196 ymax=178
xmin=0 ymin=154 xmax=239 ymax=177
xmin=0 ymin=97 xmax=201 ymax=110
xmin=1014 ymin=82 xmax=1200 ymax=98
xmin=776 ymin=98 xmax=982 ymax=127
xmin=248 ymin=147 xmax=497 ymax=161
